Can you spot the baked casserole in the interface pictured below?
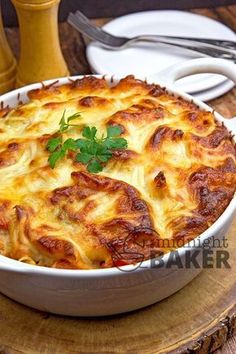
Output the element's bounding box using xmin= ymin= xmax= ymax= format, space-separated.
xmin=0 ymin=75 xmax=235 ymax=269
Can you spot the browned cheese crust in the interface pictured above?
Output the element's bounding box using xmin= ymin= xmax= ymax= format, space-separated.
xmin=0 ymin=76 xmax=235 ymax=268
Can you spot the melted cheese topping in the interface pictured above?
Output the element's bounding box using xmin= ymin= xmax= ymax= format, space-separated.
xmin=0 ymin=76 xmax=235 ymax=269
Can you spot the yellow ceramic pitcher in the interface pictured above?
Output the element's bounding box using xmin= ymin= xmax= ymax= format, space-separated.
xmin=11 ymin=0 xmax=69 ymax=87
xmin=0 ymin=4 xmax=16 ymax=94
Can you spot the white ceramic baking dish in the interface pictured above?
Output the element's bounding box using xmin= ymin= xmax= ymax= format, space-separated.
xmin=0 ymin=58 xmax=235 ymax=317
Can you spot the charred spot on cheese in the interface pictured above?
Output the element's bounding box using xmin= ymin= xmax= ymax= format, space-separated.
xmin=184 ymin=111 xmax=215 ymax=133
xmin=43 ymin=101 xmax=66 ymax=109
xmin=173 ymin=129 xmax=184 ymax=140
xmin=79 ymin=96 xmax=111 ymax=108
xmin=189 ymin=162 xmax=236 ymax=191
xmin=191 ymin=125 xmax=230 ymax=148
xmin=28 ymin=85 xmax=61 ymax=100
xmin=220 ymin=157 xmax=236 ymax=174
xmin=0 ymin=143 xmax=22 ymax=167
xmin=0 ymin=201 xmax=11 ymax=230
xmin=8 ymin=142 xmax=19 ymax=151
xmin=197 ymin=186 xmax=230 ymax=219
xmin=188 ymin=163 xmax=235 ymax=225
xmin=149 ymin=127 xmax=184 ymax=148
xmin=110 ymin=106 xmax=164 ymax=125
xmin=149 ymin=126 xmax=172 ymax=148
xmin=154 ymin=171 xmax=166 ymax=188
xmin=0 ymin=75 xmax=235 ymax=269
xmin=149 ymin=86 xmax=165 ymax=97
xmin=187 ymin=111 xmax=198 ymax=122
xmin=112 ymin=75 xmax=150 ymax=95
xmin=14 ymin=205 xmax=26 ymax=220
xmin=0 ymin=107 xmax=11 ymax=118
xmin=111 ymin=149 xmax=137 ymax=160
xmin=171 ymin=215 xmax=208 ymax=242
xmin=73 ymin=76 xmax=108 ymax=90
xmin=37 ymin=236 xmax=75 ymax=258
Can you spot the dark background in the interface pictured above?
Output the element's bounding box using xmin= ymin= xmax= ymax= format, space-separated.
xmin=1 ymin=0 xmax=236 ymax=26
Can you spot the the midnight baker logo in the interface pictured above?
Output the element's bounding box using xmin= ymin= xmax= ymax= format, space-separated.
xmin=106 ymin=228 xmax=230 ymax=272
xmin=106 ymin=227 xmax=163 ymax=272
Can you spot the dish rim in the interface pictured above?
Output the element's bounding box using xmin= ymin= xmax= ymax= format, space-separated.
xmin=0 ymin=74 xmax=235 ymax=277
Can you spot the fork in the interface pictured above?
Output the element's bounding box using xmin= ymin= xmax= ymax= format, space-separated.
xmin=67 ymin=10 xmax=236 ymax=61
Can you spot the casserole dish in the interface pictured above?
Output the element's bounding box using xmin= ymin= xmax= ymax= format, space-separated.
xmin=0 ymin=58 xmax=235 ymax=316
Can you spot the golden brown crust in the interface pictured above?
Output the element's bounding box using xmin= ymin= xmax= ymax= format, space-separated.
xmin=0 ymin=75 xmax=235 ymax=269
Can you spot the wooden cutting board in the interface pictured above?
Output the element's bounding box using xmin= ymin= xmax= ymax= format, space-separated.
xmin=0 ymin=219 xmax=235 ymax=354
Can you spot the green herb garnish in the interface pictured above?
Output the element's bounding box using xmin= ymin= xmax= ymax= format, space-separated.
xmin=46 ymin=110 xmax=82 ymax=168
xmin=47 ymin=137 xmax=79 ymax=169
xmin=59 ymin=110 xmax=82 ymax=132
xmin=76 ymin=125 xmax=127 ymax=173
xmin=46 ymin=111 xmax=128 ymax=173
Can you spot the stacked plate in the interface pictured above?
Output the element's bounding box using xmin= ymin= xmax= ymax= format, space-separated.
xmin=87 ymin=11 xmax=236 ymax=101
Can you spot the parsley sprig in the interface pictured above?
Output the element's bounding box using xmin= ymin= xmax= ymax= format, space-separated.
xmin=59 ymin=110 xmax=82 ymax=132
xmin=46 ymin=111 xmax=128 ymax=173
xmin=46 ymin=110 xmax=82 ymax=168
xmin=76 ymin=125 xmax=127 ymax=173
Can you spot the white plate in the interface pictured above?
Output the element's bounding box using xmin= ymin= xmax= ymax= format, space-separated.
xmin=194 ymin=79 xmax=234 ymax=102
xmin=87 ymin=10 xmax=236 ymax=98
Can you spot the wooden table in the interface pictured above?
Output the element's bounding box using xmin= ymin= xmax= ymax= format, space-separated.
xmin=3 ymin=4 xmax=236 ymax=354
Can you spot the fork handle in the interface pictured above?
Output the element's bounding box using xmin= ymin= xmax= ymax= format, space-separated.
xmin=166 ymin=36 xmax=236 ymax=50
xmin=139 ymin=35 xmax=236 ymax=50
xmin=132 ymin=35 xmax=236 ymax=59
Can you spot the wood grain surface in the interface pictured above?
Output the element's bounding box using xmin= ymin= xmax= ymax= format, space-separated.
xmin=1 ymin=4 xmax=236 ymax=353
